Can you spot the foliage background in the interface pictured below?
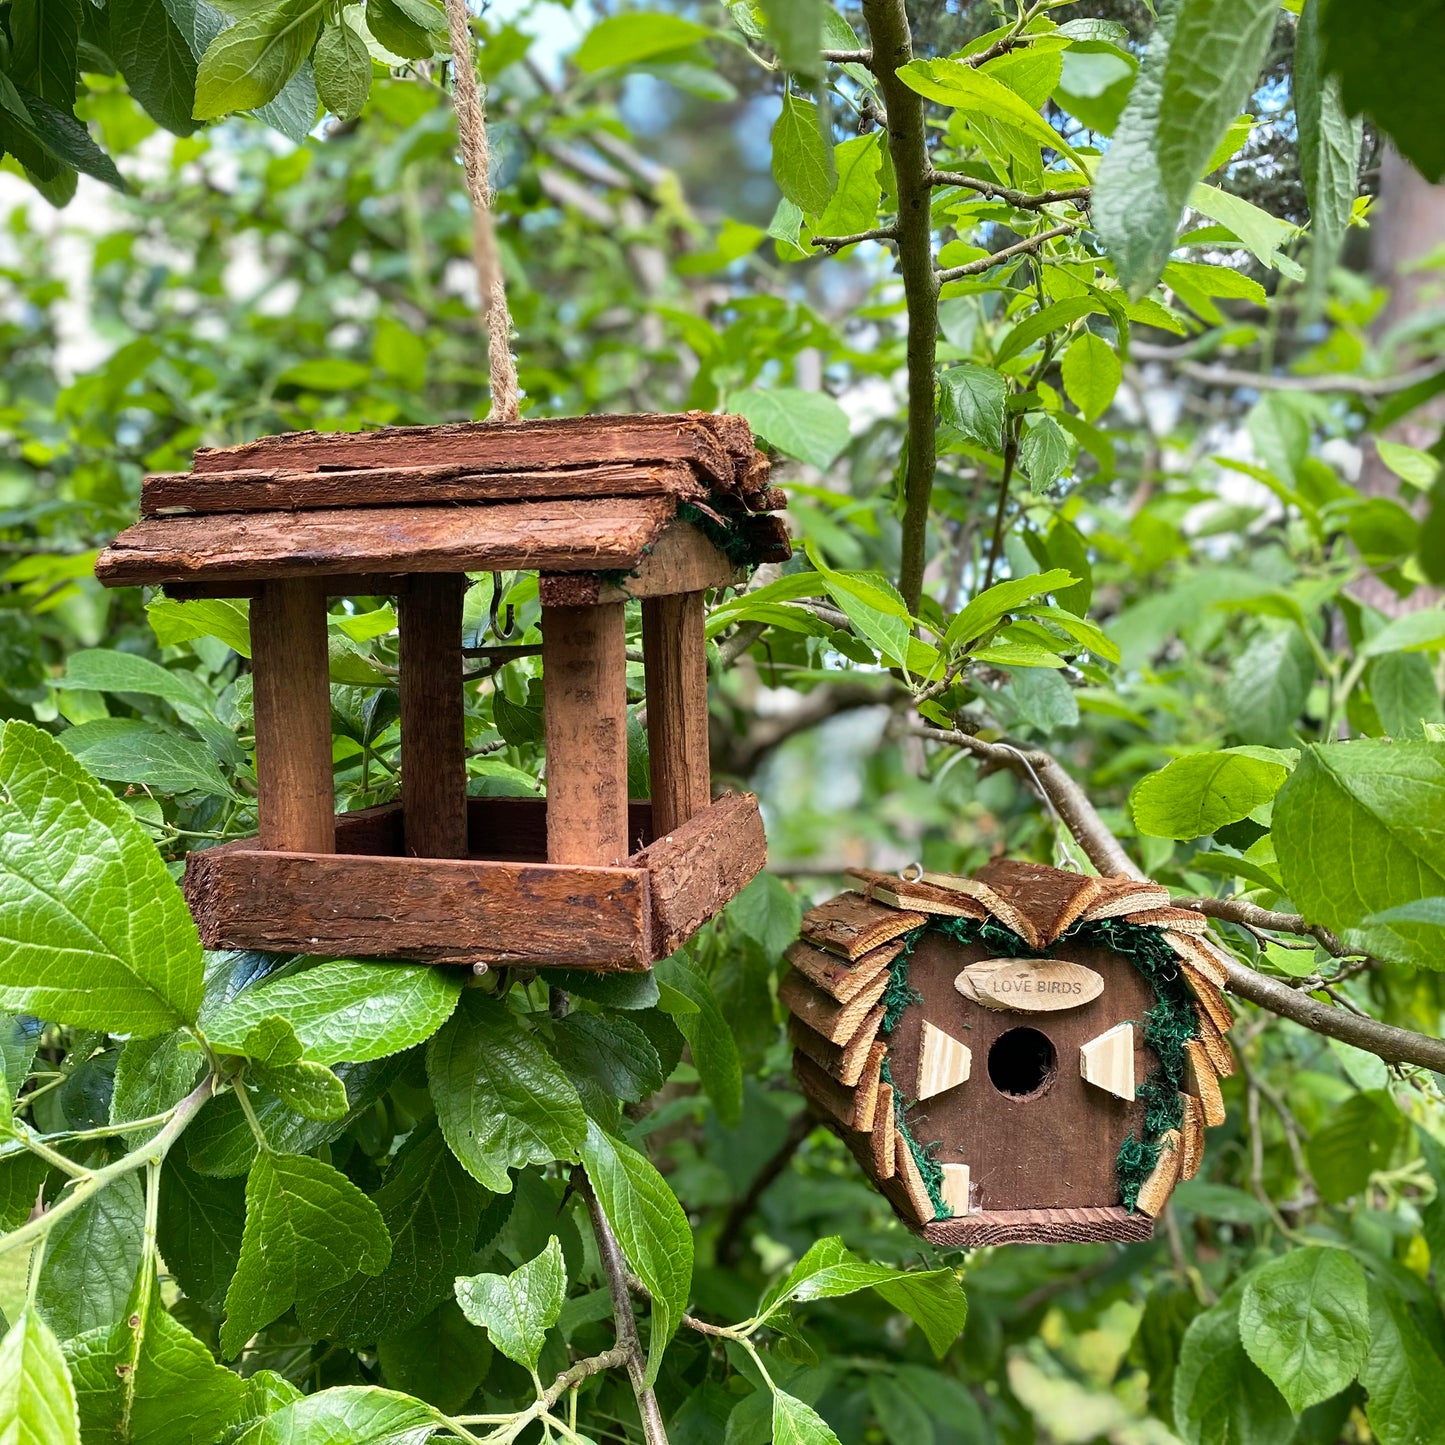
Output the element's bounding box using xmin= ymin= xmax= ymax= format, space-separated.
xmin=2 ymin=1 xmax=1445 ymax=1443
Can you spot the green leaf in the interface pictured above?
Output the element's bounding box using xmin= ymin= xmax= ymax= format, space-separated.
xmin=1376 ymin=441 xmax=1440 ymax=492
xmin=1009 ymin=667 xmax=1079 ymax=734
xmin=995 ymin=299 xmax=1102 ymax=367
xmin=1188 ymin=184 xmax=1299 ymax=270
xmin=0 ymin=722 xmax=202 ymax=1035
xmin=55 ymin=649 xmax=214 ymax=711
xmin=314 ymin=19 xmax=372 ymax=120
xmin=770 ymin=94 xmax=835 ymax=217
xmin=157 ymin=1155 xmax=246 ymax=1311
xmin=1060 ymin=332 xmax=1121 ymax=422
xmin=1359 ymin=1282 xmax=1445 ymax=1445
xmin=454 ymin=1235 xmax=565 ymax=1374
xmin=0 ymin=1309 xmax=80 ymax=1445
xmin=1360 ymin=608 xmax=1445 ymax=657
xmin=573 ymin=13 xmax=712 ymax=72
xmin=1131 ymin=750 xmax=1288 ymax=840
xmin=10 ymin=0 xmax=79 ymax=107
xmin=204 ymin=958 xmax=462 ymax=1065
xmin=193 ymin=0 xmax=324 ymax=119
xmin=1173 ymin=1301 xmax=1294 ymax=1445
xmin=220 ymin=1151 xmax=392 ymax=1358
xmin=870 ymin=1376 xmax=934 ymax=1445
xmin=426 ymin=990 xmax=586 ymax=1192
xmin=894 ymin=58 xmax=1081 ymax=166
xmin=939 ymin=364 xmax=1007 ymax=451
xmin=1018 ymin=414 xmax=1073 ymax=493
xmin=1319 ymin=0 xmax=1445 ymax=185
xmin=1294 ymin=0 xmax=1363 ymax=310
xmin=813 ymin=132 xmax=884 ymax=241
xmin=147 ymin=597 xmax=252 ymax=657
xmin=35 ymin=1172 xmax=145 ymax=1341
xmin=57 ymin=719 xmax=236 ymax=799
xmin=63 ymin=1263 xmax=244 ymax=1445
xmin=726 ymin=388 xmax=849 ymax=470
xmin=552 ymin=1011 xmax=664 ymax=1104
xmin=1238 ymin=1248 xmax=1369 ymax=1412
xmin=581 ymin=1120 xmax=692 ymax=1388
xmin=232 ymin=1386 xmax=439 ymax=1445
xmin=652 ymin=954 xmax=742 ymax=1127
xmin=1094 ymin=0 xmax=1279 ymax=295
xmin=1223 ymin=628 xmax=1315 ymax=746
xmin=301 ymin=1119 xmax=487 ymax=1346
xmin=6 ymin=88 xmax=129 ymax=193
xmin=251 ymin=1057 xmax=348 ymax=1121
xmin=758 ymin=0 xmax=823 ymax=73
xmin=376 ymin=1301 xmax=491 ymax=1416
xmin=943 ymin=569 xmax=1075 ymax=654
xmin=1273 ymin=741 xmax=1445 ymax=969
xmin=773 ymin=1390 xmax=841 ymax=1445
xmin=110 ymin=0 xmax=200 ymax=136
xmin=1370 ymin=653 xmax=1443 ymax=740
xmin=1305 ymin=1089 xmax=1407 ymax=1202
xmin=1366 ymin=898 xmax=1445 ymax=929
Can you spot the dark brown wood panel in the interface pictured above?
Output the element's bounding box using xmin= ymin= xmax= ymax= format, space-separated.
xmin=885 ymin=932 xmax=1158 ymax=1212
xmin=190 ymin=414 xmax=738 ymax=488
xmin=143 ymin=461 xmax=706 ymax=517
xmin=630 ymin=791 xmax=766 ymax=955
xmin=95 ymin=497 xmax=678 ymax=587
xmin=250 ymin=578 xmax=334 ymax=853
xmin=642 ymin=591 xmax=711 ymax=835
xmin=183 ymin=847 xmax=652 ymax=967
xmin=400 ymin=575 xmax=468 ymax=858
xmin=539 ymin=522 xmax=737 ymax=606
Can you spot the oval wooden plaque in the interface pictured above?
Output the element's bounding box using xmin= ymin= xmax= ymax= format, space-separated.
xmin=954 ymin=958 xmax=1104 ymax=1013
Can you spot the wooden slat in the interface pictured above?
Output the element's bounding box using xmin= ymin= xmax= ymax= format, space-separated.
xmin=794 ymin=1050 xmax=863 ymax=1131
xmin=779 ymin=966 xmax=891 ymax=1047
xmin=1193 ymin=1008 xmax=1237 ymax=1078
xmin=142 ymin=460 xmax=707 ymax=517
xmin=866 ymin=1081 xmax=895 ymax=1181
xmin=630 ymin=792 xmax=767 ymax=956
xmin=973 ymin=859 xmax=1106 ymax=944
xmin=1180 ymin=1095 xmax=1206 ymax=1180
xmin=1182 ymin=1040 xmax=1227 ymax=1127
xmin=543 ymin=602 xmax=630 ymax=867
xmin=916 ymin=872 xmax=1042 ymax=948
xmin=939 ymin=1163 xmax=972 ymax=1218
xmin=1125 ymin=906 xmax=1209 ymax=934
xmin=892 ymin=1131 xmax=936 ymax=1223
xmin=1181 ymin=963 xmax=1235 ymax=1032
xmin=1164 ymin=931 xmax=1229 ymax=989
xmin=916 ymin=1021 xmax=972 ymax=1100
xmin=95 ymin=497 xmax=678 ymax=587
xmin=539 ymin=522 xmax=737 ymax=606
xmin=788 ymin=1006 xmax=886 ymax=1087
xmin=848 ymin=869 xmax=989 ymax=922
xmin=182 ymin=847 xmax=651 ymax=966
xmin=163 ymin=574 xmax=409 ymax=601
xmin=1079 ymin=879 xmax=1172 ymax=921
xmin=642 ymin=591 xmax=711 ymax=836
xmin=1136 ymin=1129 xmax=1182 ymax=1217
xmin=923 ymin=1206 xmax=1154 ymax=1247
xmin=190 ymin=413 xmax=740 ymax=488
xmin=400 ymin=575 xmax=467 ymax=859
xmin=801 ymin=892 xmax=927 ymax=960
xmin=251 ymin=579 xmax=334 ymax=853
xmin=784 ymin=938 xmax=902 ymax=1004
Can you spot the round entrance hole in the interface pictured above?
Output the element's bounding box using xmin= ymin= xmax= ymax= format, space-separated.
xmin=987 ymin=1027 xmax=1056 ymax=1100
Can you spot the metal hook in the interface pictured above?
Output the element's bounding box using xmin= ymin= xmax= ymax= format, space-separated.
xmin=898 ymin=861 xmax=924 ymax=883
xmin=489 ymin=572 xmax=516 ymax=642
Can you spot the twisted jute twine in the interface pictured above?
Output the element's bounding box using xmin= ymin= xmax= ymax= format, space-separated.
xmin=443 ymin=0 xmax=522 ymax=422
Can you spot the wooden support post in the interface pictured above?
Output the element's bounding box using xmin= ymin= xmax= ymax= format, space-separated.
xmin=542 ymin=602 xmax=630 ymax=865
xmin=251 ymin=577 xmax=335 ymax=853
xmin=399 ymin=574 xmax=468 ymax=858
xmin=641 ymin=592 xmax=711 ymax=837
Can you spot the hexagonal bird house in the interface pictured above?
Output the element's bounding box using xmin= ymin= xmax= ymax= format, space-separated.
xmin=95 ymin=412 xmax=789 ymax=970
xmin=785 ymin=861 xmax=1236 ymax=1245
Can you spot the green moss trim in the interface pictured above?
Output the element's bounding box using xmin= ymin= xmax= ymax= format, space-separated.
xmin=880 ymin=1057 xmax=949 ymax=1219
xmin=875 ymin=911 xmax=1201 ymax=1216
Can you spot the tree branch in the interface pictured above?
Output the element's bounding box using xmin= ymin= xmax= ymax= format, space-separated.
xmin=862 ymin=0 xmax=937 ymax=618
xmin=928 ymin=169 xmax=1091 ymax=210
xmin=809 ymin=224 xmax=899 ymax=253
xmin=822 ymin=48 xmax=872 ymax=63
xmin=541 ymin=1346 xmax=632 ymax=1410
xmin=576 ymin=1167 xmax=669 ymax=1445
xmin=1130 ymin=345 xmax=1443 ymax=397
xmin=936 ymin=224 xmax=1076 ymax=284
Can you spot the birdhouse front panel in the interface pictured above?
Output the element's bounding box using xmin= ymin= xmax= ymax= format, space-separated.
xmin=786 ymin=861 xmax=1236 ymax=1246
xmin=93 ymin=412 xmax=788 ymax=971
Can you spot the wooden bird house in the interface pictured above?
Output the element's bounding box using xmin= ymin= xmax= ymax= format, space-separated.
xmin=95 ymin=412 xmax=788 ymax=970
xmin=785 ymin=861 xmax=1235 ymax=1245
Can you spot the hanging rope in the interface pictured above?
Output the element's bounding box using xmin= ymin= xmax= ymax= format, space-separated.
xmin=443 ymin=0 xmax=522 ymax=422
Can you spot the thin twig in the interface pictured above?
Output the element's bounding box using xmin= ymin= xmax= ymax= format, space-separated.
xmin=928 ymin=169 xmax=1091 ymax=210
xmin=982 ymin=425 xmax=1019 ymax=589
xmin=936 ymin=224 xmax=1075 ymax=284
xmin=809 ymin=224 xmax=900 ymax=253
xmin=575 ymin=1168 xmax=669 ymax=1445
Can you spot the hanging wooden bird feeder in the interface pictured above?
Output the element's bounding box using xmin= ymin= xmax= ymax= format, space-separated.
xmin=94 ymin=412 xmax=788 ymax=970
xmin=784 ymin=860 xmax=1235 ymax=1245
